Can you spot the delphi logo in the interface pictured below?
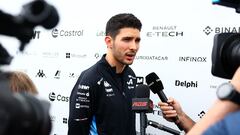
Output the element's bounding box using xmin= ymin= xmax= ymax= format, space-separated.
xmin=49 ymin=92 xmax=69 ymax=102
xmin=175 ymin=80 xmax=198 ymax=88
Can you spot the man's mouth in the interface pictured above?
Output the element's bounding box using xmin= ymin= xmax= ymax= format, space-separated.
xmin=126 ymin=53 xmax=135 ymax=60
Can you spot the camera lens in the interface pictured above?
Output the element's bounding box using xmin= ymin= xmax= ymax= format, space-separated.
xmin=212 ymin=33 xmax=240 ymax=79
xmin=221 ymin=34 xmax=240 ymax=78
xmin=0 ymin=92 xmax=51 ymax=135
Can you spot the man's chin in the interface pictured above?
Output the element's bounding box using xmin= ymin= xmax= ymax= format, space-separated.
xmin=125 ymin=61 xmax=134 ymax=65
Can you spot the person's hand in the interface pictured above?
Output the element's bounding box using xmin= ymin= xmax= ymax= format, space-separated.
xmin=158 ymin=97 xmax=184 ymax=122
xmin=231 ymin=66 xmax=240 ymax=93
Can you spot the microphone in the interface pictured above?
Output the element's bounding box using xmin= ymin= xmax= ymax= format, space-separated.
xmin=145 ymin=72 xmax=167 ymax=102
xmin=148 ymin=120 xmax=181 ymax=135
xmin=132 ymin=84 xmax=153 ymax=135
xmin=132 ymin=84 xmax=153 ymax=113
xmin=145 ymin=72 xmax=183 ymax=131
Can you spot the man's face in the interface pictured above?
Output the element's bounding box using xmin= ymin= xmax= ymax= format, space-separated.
xmin=109 ymin=28 xmax=141 ymax=66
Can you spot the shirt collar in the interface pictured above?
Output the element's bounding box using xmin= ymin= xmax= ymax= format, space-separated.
xmin=99 ymin=54 xmax=128 ymax=75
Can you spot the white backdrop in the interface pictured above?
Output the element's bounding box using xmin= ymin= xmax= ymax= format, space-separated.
xmin=0 ymin=0 xmax=239 ymax=134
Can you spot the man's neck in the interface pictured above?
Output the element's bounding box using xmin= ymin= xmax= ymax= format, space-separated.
xmin=105 ymin=54 xmax=126 ymax=74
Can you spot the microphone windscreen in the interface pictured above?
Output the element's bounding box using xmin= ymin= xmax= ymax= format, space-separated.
xmin=145 ymin=72 xmax=164 ymax=93
xmin=135 ymin=84 xmax=150 ymax=98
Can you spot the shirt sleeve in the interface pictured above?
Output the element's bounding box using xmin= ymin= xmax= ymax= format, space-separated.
xmin=68 ymin=75 xmax=94 ymax=135
xmin=203 ymin=111 xmax=240 ymax=135
xmin=202 ymin=120 xmax=227 ymax=135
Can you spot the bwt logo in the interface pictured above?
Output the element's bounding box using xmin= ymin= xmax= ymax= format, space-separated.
xmin=52 ymin=28 xmax=84 ymax=38
xmin=49 ymin=92 xmax=69 ymax=102
xmin=32 ymin=30 xmax=40 ymax=39
xmin=175 ymin=80 xmax=198 ymax=88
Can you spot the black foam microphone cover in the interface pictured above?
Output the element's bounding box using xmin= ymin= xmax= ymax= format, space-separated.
xmin=135 ymin=84 xmax=150 ymax=98
xmin=146 ymin=72 xmax=168 ymax=102
xmin=146 ymin=72 xmax=164 ymax=94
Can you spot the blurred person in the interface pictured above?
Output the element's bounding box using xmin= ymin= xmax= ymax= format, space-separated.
xmin=187 ymin=66 xmax=240 ymax=135
xmin=159 ymin=66 xmax=240 ymax=134
xmin=68 ymin=13 xmax=142 ymax=135
xmin=200 ymin=111 xmax=240 ymax=135
xmin=3 ymin=71 xmax=38 ymax=94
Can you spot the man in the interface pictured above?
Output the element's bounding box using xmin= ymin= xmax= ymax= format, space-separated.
xmin=68 ymin=13 xmax=142 ymax=135
xmin=159 ymin=66 xmax=240 ymax=135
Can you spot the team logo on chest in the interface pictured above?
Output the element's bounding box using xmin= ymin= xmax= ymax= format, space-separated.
xmin=127 ymin=75 xmax=136 ymax=90
xmin=104 ymin=80 xmax=115 ymax=96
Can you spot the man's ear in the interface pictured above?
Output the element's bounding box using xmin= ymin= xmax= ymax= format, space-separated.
xmin=105 ymin=36 xmax=113 ymax=48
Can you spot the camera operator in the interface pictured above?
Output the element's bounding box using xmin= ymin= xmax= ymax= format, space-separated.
xmin=0 ymin=0 xmax=59 ymax=134
xmin=159 ymin=67 xmax=240 ymax=135
xmin=187 ymin=66 xmax=240 ymax=135
xmin=0 ymin=70 xmax=52 ymax=135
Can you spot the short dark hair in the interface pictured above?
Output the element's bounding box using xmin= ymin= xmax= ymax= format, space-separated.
xmin=105 ymin=13 xmax=142 ymax=39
